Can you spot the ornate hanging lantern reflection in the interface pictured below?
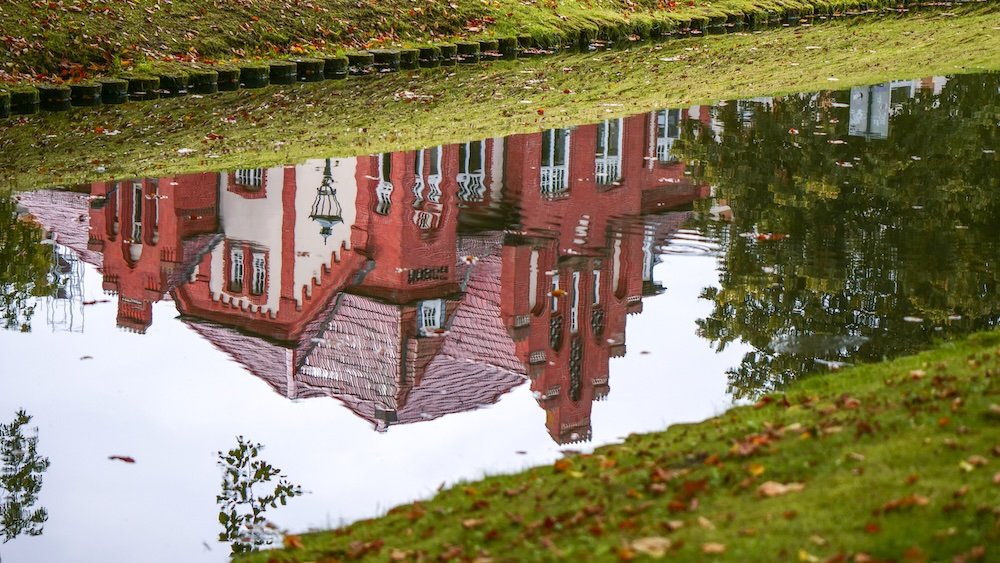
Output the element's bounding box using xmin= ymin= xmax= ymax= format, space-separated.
xmin=309 ymin=159 xmax=344 ymax=244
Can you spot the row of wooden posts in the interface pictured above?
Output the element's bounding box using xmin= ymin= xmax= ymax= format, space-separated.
xmin=0 ymin=5 xmax=915 ymax=119
xmin=0 ymin=36 xmax=594 ymax=117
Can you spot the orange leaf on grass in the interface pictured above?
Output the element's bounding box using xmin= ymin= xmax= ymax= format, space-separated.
xmin=702 ymin=543 xmax=726 ymax=554
xmin=757 ymin=481 xmax=805 ymax=497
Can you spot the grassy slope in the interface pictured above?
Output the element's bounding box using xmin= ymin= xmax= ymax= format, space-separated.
xmin=242 ymin=329 xmax=1000 ymax=562
xmin=1 ymin=5 xmax=998 ymax=191
xmin=0 ymin=0 xmax=916 ymax=77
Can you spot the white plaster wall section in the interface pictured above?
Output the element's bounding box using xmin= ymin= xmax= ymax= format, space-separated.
xmin=293 ymin=158 xmax=358 ymax=307
xmin=210 ymin=168 xmax=285 ymax=317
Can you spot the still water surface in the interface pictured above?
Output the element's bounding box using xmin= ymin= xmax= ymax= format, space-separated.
xmin=0 ymin=72 xmax=997 ymax=562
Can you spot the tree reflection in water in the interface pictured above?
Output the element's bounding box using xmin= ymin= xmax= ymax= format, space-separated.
xmin=216 ymin=436 xmax=303 ymax=554
xmin=1 ymin=410 xmax=50 ymax=543
xmin=677 ymin=73 xmax=1000 ymax=399
xmin=0 ymin=194 xmax=52 ymax=333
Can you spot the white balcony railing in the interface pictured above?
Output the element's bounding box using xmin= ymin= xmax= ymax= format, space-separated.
xmin=540 ymin=165 xmax=569 ymax=197
xmin=594 ymin=155 xmax=621 ymax=185
xmin=427 ymin=174 xmax=442 ymax=203
xmin=456 ymin=173 xmax=486 ymax=202
xmin=656 ymin=137 xmax=678 ymax=163
xmin=411 ymin=176 xmax=425 ymax=206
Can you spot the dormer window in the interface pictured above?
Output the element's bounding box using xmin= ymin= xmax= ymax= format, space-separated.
xmin=418 ymin=299 xmax=445 ymax=336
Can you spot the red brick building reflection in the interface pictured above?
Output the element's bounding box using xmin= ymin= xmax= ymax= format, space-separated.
xmin=495 ymin=111 xmax=708 ymax=443
xmin=21 ymin=109 xmax=708 ymax=444
xmin=86 ymin=173 xmax=218 ymax=333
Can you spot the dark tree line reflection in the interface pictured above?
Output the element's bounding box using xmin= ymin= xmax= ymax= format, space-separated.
xmin=676 ymin=73 xmax=1000 ymax=398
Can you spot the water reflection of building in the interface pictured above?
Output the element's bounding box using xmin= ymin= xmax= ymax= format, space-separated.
xmin=173 ymin=162 xmax=365 ymax=341
xmin=87 ymin=174 xmax=220 ymax=333
xmin=848 ymin=77 xmax=948 ymax=140
xmin=175 ymin=151 xmax=525 ymax=430
xmin=15 ymin=191 xmax=94 ymax=333
xmin=497 ymin=114 xmax=707 ymax=443
xmin=43 ymin=238 xmax=85 ymax=333
xmin=18 ymin=110 xmax=709 ymax=444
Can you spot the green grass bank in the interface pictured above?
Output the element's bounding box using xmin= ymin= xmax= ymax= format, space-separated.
xmin=0 ymin=0 xmax=962 ymax=78
xmin=241 ymin=329 xmax=1000 ymax=562
xmin=1 ymin=5 xmax=998 ymax=191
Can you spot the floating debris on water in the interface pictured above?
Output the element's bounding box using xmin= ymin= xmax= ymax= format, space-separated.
xmin=770 ymin=333 xmax=869 ymax=356
xmin=814 ymin=358 xmax=850 ymax=370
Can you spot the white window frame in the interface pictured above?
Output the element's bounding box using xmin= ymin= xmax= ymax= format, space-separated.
xmin=457 ymin=140 xmax=486 ymax=202
xmin=229 ymin=247 xmax=244 ymax=290
xmin=656 ymin=109 xmax=681 ymax=163
xmin=375 ymin=153 xmax=393 ymax=215
xmin=594 ymin=119 xmax=623 ymax=185
xmin=528 ymin=249 xmax=539 ymax=310
xmin=234 ymin=168 xmax=264 ymax=189
xmin=427 ymin=146 xmax=442 ymax=203
xmin=418 ymin=299 xmax=446 ymax=336
xmin=550 ymin=273 xmax=560 ymax=312
xmin=131 ymin=182 xmax=143 ymax=241
xmin=592 ymin=270 xmax=601 ymax=305
xmin=250 ymin=252 xmax=266 ymax=296
xmin=411 ymin=150 xmax=425 ymax=206
xmin=570 ymin=271 xmax=581 ymax=334
xmin=540 ymin=128 xmax=571 ymax=196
